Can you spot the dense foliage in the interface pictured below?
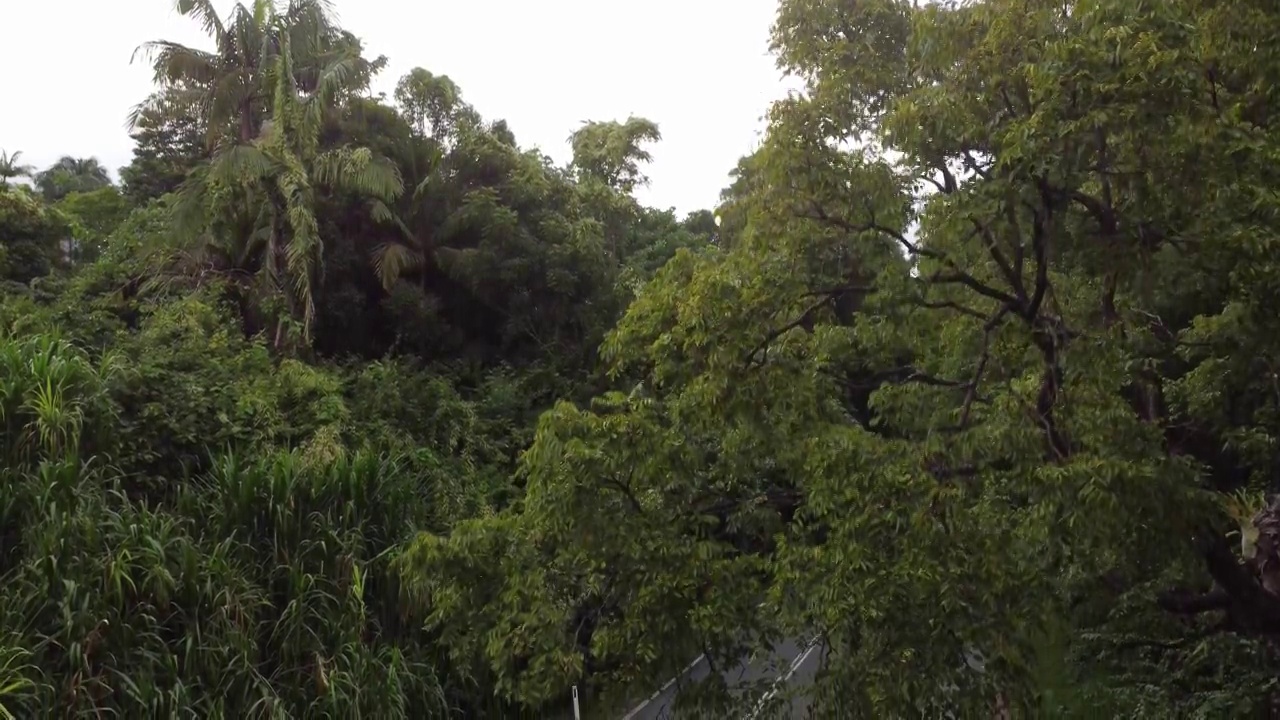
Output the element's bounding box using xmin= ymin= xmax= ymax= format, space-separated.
xmin=5 ymin=0 xmax=1280 ymax=717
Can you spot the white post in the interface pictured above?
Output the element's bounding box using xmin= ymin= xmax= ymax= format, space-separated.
xmin=572 ymin=685 xmax=581 ymax=720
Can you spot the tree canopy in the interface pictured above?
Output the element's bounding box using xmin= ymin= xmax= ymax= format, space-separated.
xmin=3 ymin=0 xmax=1280 ymax=717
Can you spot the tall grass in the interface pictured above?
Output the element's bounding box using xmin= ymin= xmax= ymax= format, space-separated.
xmin=0 ymin=331 xmax=459 ymax=717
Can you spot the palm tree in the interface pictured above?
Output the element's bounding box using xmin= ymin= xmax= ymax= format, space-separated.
xmin=163 ymin=16 xmax=402 ymax=348
xmin=33 ymin=156 xmax=112 ymax=201
xmin=132 ymin=0 xmax=371 ymax=148
xmin=371 ymin=70 xmax=486 ymax=290
xmin=0 ymin=149 xmax=34 ymax=188
xmin=370 ymin=147 xmax=447 ymax=291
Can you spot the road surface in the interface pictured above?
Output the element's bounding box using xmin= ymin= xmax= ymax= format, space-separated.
xmin=620 ymin=636 xmax=823 ymax=719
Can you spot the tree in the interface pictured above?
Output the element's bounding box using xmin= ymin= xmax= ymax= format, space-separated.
xmin=0 ymin=150 xmax=34 ymax=188
xmin=56 ymin=186 xmax=132 ymax=263
xmin=394 ymin=68 xmax=466 ymax=142
xmin=370 ymin=69 xmax=476 ymax=294
xmin=133 ymin=0 xmax=348 ymax=147
xmin=0 ymin=188 xmax=72 ymax=284
xmin=33 ymin=156 xmax=111 ymax=201
xmin=165 ymin=18 xmax=402 ymax=348
xmin=406 ymin=0 xmax=1280 ymax=716
xmin=566 ymin=117 xmax=665 ymax=262
xmin=569 ymin=117 xmax=661 ymax=194
xmin=119 ymin=89 xmax=206 ymax=203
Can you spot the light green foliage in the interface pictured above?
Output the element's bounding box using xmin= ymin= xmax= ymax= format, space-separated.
xmin=0 ymin=333 xmax=448 ymax=715
xmin=405 ymin=0 xmax=1280 ymax=716
xmin=55 ymin=186 xmax=132 ymax=263
xmin=394 ymin=68 xmax=466 ymax=141
xmin=0 ymin=332 xmax=118 ymax=465
xmin=569 ymin=117 xmax=662 ymax=194
xmin=0 ymin=187 xmax=71 ymax=285
xmin=107 ymin=295 xmax=307 ymax=476
xmin=0 ymin=305 xmax=507 ymax=717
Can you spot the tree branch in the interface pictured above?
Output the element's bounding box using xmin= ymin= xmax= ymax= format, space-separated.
xmin=803 ymin=200 xmax=1023 ymax=308
xmin=743 ymin=296 xmax=833 ymax=366
xmin=917 ymin=299 xmax=989 ymax=320
xmin=961 ymin=306 xmax=1011 ymax=429
xmin=1157 ymin=587 xmax=1232 ymax=615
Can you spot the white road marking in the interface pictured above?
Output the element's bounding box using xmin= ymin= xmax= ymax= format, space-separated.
xmin=621 ymin=603 xmax=773 ymax=719
xmin=744 ymin=636 xmax=820 ymax=720
xmin=620 ymin=654 xmax=706 ymax=720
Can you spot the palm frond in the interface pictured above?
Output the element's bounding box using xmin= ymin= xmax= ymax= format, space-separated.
xmin=367 ymin=200 xmax=418 ymax=244
xmin=123 ymin=96 xmax=160 ymax=132
xmin=367 ymin=198 xmax=394 ymax=224
xmin=206 ymin=69 xmax=256 ymax=128
xmin=410 ymin=150 xmax=446 ymax=200
xmin=0 ymin=150 xmax=34 ymax=179
xmin=276 ymin=161 xmax=321 ymax=339
xmin=282 ymin=0 xmax=339 ymax=55
xmin=252 ymin=0 xmax=273 ymax=28
xmin=168 ymin=167 xmax=213 ymax=251
xmin=294 ymin=0 xmax=338 ymax=20
xmin=208 ymin=144 xmax=277 ymax=186
xmin=133 ymin=41 xmax=221 ymax=88
xmin=309 ymin=53 xmax=361 ymax=104
xmin=270 ymin=28 xmax=300 ymax=118
xmin=239 ymin=220 xmax=275 ymax=268
xmin=371 ymin=242 xmax=425 ymax=290
xmin=174 ymin=0 xmax=228 ymax=43
xmin=313 ymin=147 xmax=403 ymax=200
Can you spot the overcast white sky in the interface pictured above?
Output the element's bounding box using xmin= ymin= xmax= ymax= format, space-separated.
xmin=0 ymin=0 xmax=797 ymax=215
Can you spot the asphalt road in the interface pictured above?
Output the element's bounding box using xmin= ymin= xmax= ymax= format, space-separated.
xmin=619 ymin=636 xmax=823 ymax=719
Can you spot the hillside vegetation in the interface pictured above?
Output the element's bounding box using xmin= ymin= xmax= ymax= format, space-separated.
xmin=4 ymin=0 xmax=1280 ymax=717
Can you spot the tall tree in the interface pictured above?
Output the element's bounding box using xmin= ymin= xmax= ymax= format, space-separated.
xmin=568 ymin=117 xmax=663 ymax=260
xmin=568 ymin=117 xmax=661 ymax=194
xmin=133 ymin=0 xmax=352 ymax=147
xmin=370 ymin=68 xmax=475 ymax=293
xmin=119 ymin=89 xmax=207 ymax=203
xmin=406 ymin=0 xmax=1280 ymax=716
xmin=394 ymin=68 xmax=467 ymax=142
xmin=165 ymin=17 xmax=402 ymax=348
xmin=0 ymin=150 xmax=34 ymax=188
